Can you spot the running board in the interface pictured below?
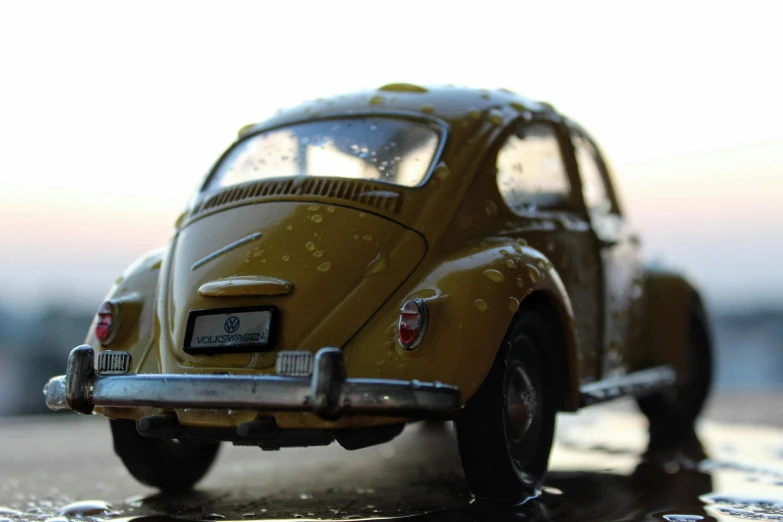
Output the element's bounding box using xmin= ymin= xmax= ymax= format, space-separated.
xmin=579 ymin=366 xmax=677 ymax=407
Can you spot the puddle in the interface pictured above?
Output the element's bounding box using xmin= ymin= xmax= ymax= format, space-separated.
xmin=3 ymin=406 xmax=783 ymax=521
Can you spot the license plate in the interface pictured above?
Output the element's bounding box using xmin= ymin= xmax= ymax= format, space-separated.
xmin=184 ymin=307 xmax=276 ymax=355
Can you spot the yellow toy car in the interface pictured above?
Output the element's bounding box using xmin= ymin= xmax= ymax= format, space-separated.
xmin=44 ymin=84 xmax=712 ymax=502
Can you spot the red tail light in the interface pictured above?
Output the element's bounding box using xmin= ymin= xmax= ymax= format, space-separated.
xmin=95 ymin=301 xmax=120 ymax=345
xmin=398 ymin=298 xmax=428 ymax=350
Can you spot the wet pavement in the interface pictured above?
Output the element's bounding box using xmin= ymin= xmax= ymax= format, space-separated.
xmin=2 ymin=395 xmax=783 ymax=521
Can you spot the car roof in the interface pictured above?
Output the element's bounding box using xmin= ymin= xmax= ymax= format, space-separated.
xmin=241 ymin=84 xmax=558 ymax=137
xmin=222 ymin=85 xmax=564 ymax=239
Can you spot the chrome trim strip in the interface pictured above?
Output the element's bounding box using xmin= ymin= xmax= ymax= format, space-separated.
xmin=199 ymin=276 xmax=293 ymax=297
xmin=44 ymin=346 xmax=461 ymax=419
xmin=190 ymin=232 xmax=262 ymax=271
xmin=579 ymin=366 xmax=677 ymax=407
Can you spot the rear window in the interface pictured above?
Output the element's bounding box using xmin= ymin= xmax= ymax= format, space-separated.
xmin=205 ymin=117 xmax=440 ymax=190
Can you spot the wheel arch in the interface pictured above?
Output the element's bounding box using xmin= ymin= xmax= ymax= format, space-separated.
xmin=343 ymin=238 xmax=584 ymax=412
xmin=517 ymin=289 xmax=581 ymax=412
xmin=632 ymin=263 xmax=713 ymax=374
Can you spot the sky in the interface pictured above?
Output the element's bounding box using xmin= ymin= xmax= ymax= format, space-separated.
xmin=0 ymin=1 xmax=781 ymax=312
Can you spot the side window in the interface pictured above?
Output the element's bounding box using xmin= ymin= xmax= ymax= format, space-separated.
xmin=496 ymin=122 xmax=571 ymax=213
xmin=573 ymin=133 xmax=613 ymax=215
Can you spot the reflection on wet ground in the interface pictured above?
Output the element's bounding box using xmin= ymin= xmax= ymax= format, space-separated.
xmin=3 ymin=399 xmax=783 ymax=521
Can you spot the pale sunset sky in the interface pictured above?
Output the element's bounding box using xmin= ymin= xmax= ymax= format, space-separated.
xmin=0 ymin=1 xmax=781 ymax=312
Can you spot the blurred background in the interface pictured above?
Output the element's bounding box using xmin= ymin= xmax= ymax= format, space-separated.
xmin=0 ymin=1 xmax=780 ymax=415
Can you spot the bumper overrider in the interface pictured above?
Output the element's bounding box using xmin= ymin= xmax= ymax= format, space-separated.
xmin=43 ymin=346 xmax=461 ymax=420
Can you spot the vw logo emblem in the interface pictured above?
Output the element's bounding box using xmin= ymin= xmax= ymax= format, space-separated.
xmin=224 ymin=316 xmax=240 ymax=333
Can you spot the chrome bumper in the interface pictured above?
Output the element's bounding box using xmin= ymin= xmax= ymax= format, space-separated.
xmin=43 ymin=345 xmax=461 ymax=420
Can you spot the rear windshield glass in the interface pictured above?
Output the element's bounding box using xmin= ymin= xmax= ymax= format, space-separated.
xmin=205 ymin=117 xmax=440 ymax=190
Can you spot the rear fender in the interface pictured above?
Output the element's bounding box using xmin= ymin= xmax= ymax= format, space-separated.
xmin=87 ymin=248 xmax=164 ymax=418
xmin=631 ymin=264 xmax=704 ymax=373
xmin=343 ymin=238 xmax=582 ymax=410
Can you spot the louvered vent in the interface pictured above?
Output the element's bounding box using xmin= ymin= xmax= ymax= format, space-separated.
xmin=191 ymin=178 xmax=404 ymax=217
xmin=275 ymin=351 xmax=314 ymax=377
xmin=96 ymin=351 xmax=131 ymax=375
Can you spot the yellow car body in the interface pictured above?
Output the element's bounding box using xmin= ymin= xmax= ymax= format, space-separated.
xmin=48 ymin=84 xmax=704 ymax=432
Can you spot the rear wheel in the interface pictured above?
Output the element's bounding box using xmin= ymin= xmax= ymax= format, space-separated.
xmin=110 ymin=419 xmax=220 ymax=492
xmin=455 ymin=311 xmax=556 ymax=503
xmin=637 ymin=311 xmax=712 ymax=445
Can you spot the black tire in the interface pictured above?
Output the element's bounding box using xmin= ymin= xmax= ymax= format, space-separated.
xmin=637 ymin=309 xmax=712 ymax=444
xmin=455 ymin=311 xmax=556 ymax=503
xmin=110 ymin=419 xmax=220 ymax=492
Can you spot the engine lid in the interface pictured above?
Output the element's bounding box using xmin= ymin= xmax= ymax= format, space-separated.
xmin=159 ymin=201 xmax=426 ymax=372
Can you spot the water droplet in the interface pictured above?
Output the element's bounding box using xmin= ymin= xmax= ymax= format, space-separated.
xmin=369 ymin=95 xmax=384 ymax=105
xmin=353 ymin=234 xmax=360 ymax=240
xmin=508 ymin=296 xmax=520 ymax=313
xmin=506 ymin=259 xmax=515 ymax=268
xmin=516 ymin=276 xmax=525 ymax=288
xmin=58 ymin=500 xmax=112 ymax=517
xmin=474 ymin=299 xmax=488 ymax=311
xmin=421 ymin=104 xmax=434 ymax=113
xmin=384 ymin=340 xmax=394 ymax=350
xmin=527 ymin=264 xmax=541 ymax=282
xmin=308 ymin=205 xmax=320 ymax=211
xmin=359 ymin=212 xmax=367 ymax=218
xmin=488 ymin=109 xmax=503 ymax=125
xmin=485 ymin=199 xmax=498 ymax=216
xmin=286 ymin=224 xmax=293 ymax=230
xmin=327 ymin=206 xmax=336 ymax=213
xmin=260 ymin=258 xmax=267 ymax=264
xmin=317 ymin=262 xmax=332 ymax=272
xmin=305 ymin=242 xmax=316 ymax=251
xmin=434 ymin=164 xmax=450 ymax=179
xmin=379 ymin=82 xmax=428 ymax=93
xmin=364 ymin=253 xmax=388 ymax=276
xmin=311 ymin=214 xmax=323 ymax=223
xmin=298 ymin=493 xmax=313 ymax=500
xmin=282 ymin=255 xmax=290 ymax=262
xmin=376 ymin=359 xmax=386 ymax=366
xmin=252 ymin=248 xmax=265 ymax=258
xmin=313 ymin=250 xmax=324 ymax=258
xmin=363 ymin=234 xmax=373 ymax=241
xmin=483 ymin=269 xmax=504 ymax=282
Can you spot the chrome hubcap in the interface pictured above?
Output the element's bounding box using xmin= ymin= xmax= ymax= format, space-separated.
xmin=505 ymin=363 xmax=537 ymax=442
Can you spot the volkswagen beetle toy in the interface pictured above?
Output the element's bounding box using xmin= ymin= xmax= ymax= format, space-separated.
xmin=44 ymin=84 xmax=712 ymax=501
